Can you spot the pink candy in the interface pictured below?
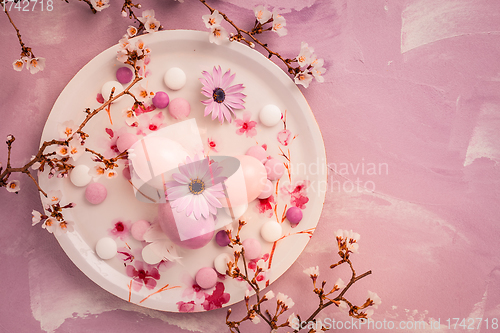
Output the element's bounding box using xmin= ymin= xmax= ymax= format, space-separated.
xmin=245 ymin=145 xmax=267 ymax=164
xmin=168 ymin=98 xmax=190 ymax=119
xmin=258 ymin=179 xmax=274 ymax=199
xmin=242 ymin=238 xmax=261 ymax=260
xmin=195 ymin=267 xmax=218 ymax=289
xmin=131 ymin=220 xmax=151 ymax=241
xmin=265 ymin=158 xmax=285 ymax=181
xmin=215 ymin=230 xmax=231 ymax=247
xmin=85 ymin=182 xmax=107 ymax=205
xmin=286 ymin=207 xmax=303 ymax=227
xmin=152 ymin=91 xmax=170 ymax=109
xmin=116 ymin=67 xmax=133 ymax=84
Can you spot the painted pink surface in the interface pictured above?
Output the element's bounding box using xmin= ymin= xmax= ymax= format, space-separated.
xmin=1 ymin=0 xmax=500 ymax=332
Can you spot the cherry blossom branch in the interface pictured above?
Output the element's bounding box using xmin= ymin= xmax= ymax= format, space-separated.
xmin=3 ymin=7 xmax=35 ymax=58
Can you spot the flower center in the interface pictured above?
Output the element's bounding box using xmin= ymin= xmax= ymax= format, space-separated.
xmin=115 ymin=222 xmax=125 ymax=232
xmin=213 ymin=88 xmax=225 ymax=103
xmin=189 ymin=178 xmax=205 ymax=195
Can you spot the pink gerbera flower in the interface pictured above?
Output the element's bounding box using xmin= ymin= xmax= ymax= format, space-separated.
xmin=200 ymin=66 xmax=246 ymax=124
xmin=165 ymin=155 xmax=226 ymax=220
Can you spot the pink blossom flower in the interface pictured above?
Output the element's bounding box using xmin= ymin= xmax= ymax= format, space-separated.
xmin=42 ymin=217 xmax=58 ymax=233
xmin=109 ymin=219 xmax=132 ymax=240
xmin=281 ymin=180 xmax=310 ymax=209
xmin=296 ymin=42 xmax=314 ymax=67
xmin=294 ymin=71 xmax=313 ymax=88
xmin=27 ymin=57 xmax=46 ymax=74
xmin=55 ymin=220 xmax=75 ymax=236
xmin=200 ymin=66 xmax=246 ymax=124
xmin=144 ymin=17 xmax=161 ymax=33
xmin=201 ymin=282 xmax=230 ymax=311
xmin=90 ymin=0 xmax=110 ymax=11
xmin=58 ymin=120 xmax=78 ymax=140
xmin=235 ymin=112 xmax=257 ymax=138
xmin=209 ymin=26 xmax=229 ymax=45
xmin=127 ymin=26 xmax=138 ymax=37
xmin=272 ymin=12 xmax=287 ymax=37
xmin=177 ymin=301 xmax=196 ymax=312
xmin=12 ymin=58 xmax=25 ymax=72
xmin=256 ymin=195 xmax=275 ymax=217
xmin=126 ymin=261 xmax=161 ymax=291
xmin=277 ymin=129 xmax=293 ymax=146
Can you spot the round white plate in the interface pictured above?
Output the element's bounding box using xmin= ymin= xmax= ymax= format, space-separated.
xmin=38 ymin=30 xmax=326 ymax=312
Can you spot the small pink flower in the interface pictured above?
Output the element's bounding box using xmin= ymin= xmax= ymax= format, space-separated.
xmin=109 ymin=219 xmax=132 ymax=240
xmin=207 ymin=137 xmax=218 ymax=152
xmin=256 ymin=195 xmax=275 ymax=217
xmin=201 ymin=282 xmax=230 ymax=311
xmin=277 ymin=129 xmax=293 ymax=146
xmin=281 ymin=181 xmax=310 ymax=209
xmin=235 ymin=112 xmax=257 ymax=138
xmin=126 ymin=261 xmax=160 ymax=291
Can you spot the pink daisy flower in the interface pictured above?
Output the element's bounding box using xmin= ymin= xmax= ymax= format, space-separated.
xmin=165 ymin=156 xmax=226 ymax=220
xmin=235 ymin=112 xmax=257 ymax=138
xmin=200 ymin=66 xmax=246 ymax=124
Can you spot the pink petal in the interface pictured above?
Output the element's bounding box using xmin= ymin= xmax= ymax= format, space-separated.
xmin=213 ymin=66 xmax=222 ymax=87
xmin=225 ymin=84 xmax=245 ymax=94
xmin=246 ymin=128 xmax=257 ymax=138
xmin=203 ymin=190 xmax=223 ymax=208
xmin=204 ymin=103 xmax=215 ymax=118
xmin=221 ymin=71 xmax=235 ymax=89
xmin=144 ymin=277 xmax=157 ymax=290
xmin=173 ymin=172 xmax=191 ymax=184
xmin=185 ymin=195 xmax=195 ymax=216
xmin=234 ymin=119 xmax=244 ymax=126
xmin=220 ymin=104 xmax=233 ymax=123
xmin=177 ymin=194 xmax=194 ymax=213
xmin=236 ymin=128 xmax=245 ymax=135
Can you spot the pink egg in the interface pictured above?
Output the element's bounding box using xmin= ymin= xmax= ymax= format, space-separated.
xmin=152 ymin=91 xmax=170 ymax=109
xmin=265 ymin=158 xmax=285 ymax=181
xmin=116 ymin=132 xmax=138 ymax=153
xmin=116 ymin=67 xmax=133 ymax=84
xmin=168 ymin=98 xmax=190 ymax=119
xmin=195 ymin=267 xmax=218 ymax=289
xmin=157 ymin=203 xmax=215 ymax=249
xmin=131 ymin=220 xmax=151 ymax=241
xmin=242 ymin=238 xmax=261 ymax=260
xmin=237 ymin=155 xmax=268 ymax=203
xmin=245 ymin=145 xmax=267 ymax=164
xmin=85 ymin=182 xmax=107 ymax=205
xmin=258 ymin=179 xmax=274 ymax=199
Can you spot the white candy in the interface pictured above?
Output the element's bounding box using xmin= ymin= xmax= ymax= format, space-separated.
xmin=224 ymin=203 xmax=248 ymax=220
xmin=259 ymin=104 xmax=282 ymax=127
xmin=260 ymin=220 xmax=282 ymax=243
xmin=70 ymin=164 xmax=92 ymax=187
xmin=142 ymin=243 xmax=163 ymax=265
xmin=101 ymin=81 xmax=124 ymax=102
xmin=214 ymin=253 xmax=232 ymax=275
xmin=95 ymin=237 xmax=117 ymax=260
xmin=164 ymin=67 xmax=186 ymax=91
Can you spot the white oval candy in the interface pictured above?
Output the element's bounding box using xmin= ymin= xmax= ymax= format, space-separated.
xmin=224 ymin=203 xmax=248 ymax=220
xmin=214 ymin=253 xmax=232 ymax=275
xmin=95 ymin=237 xmax=117 ymax=260
xmin=142 ymin=243 xmax=163 ymax=265
xmin=101 ymin=81 xmax=124 ymax=102
xmin=164 ymin=67 xmax=186 ymax=91
xmin=259 ymin=104 xmax=282 ymax=127
xmin=260 ymin=220 xmax=282 ymax=243
xmin=70 ymin=164 xmax=92 ymax=187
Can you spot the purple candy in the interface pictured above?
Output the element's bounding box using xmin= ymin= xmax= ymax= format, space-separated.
xmin=116 ymin=67 xmax=133 ymax=84
xmin=215 ymin=230 xmax=231 ymax=247
xmin=286 ymin=206 xmax=303 ymax=227
xmin=152 ymin=91 xmax=170 ymax=109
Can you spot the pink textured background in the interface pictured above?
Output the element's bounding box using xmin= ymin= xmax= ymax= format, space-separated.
xmin=1 ymin=0 xmax=500 ymax=332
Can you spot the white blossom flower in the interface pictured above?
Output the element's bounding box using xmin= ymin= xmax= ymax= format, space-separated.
xmin=337 ymin=229 xmax=361 ymax=253
xmin=121 ymin=10 xmax=127 ymax=17
xmin=264 ymin=290 xmax=275 ymax=300
xmin=127 ymin=26 xmax=138 ymax=37
xmin=55 ymin=220 xmax=75 ymax=235
xmin=132 ymin=84 xmax=153 ymax=103
xmin=6 ymin=180 xmax=20 ymax=193
xmin=365 ymin=309 xmax=374 ymax=318
xmin=296 ymin=42 xmax=314 ymax=68
xmin=276 ymin=292 xmax=294 ymax=309
xmin=118 ymin=36 xmax=132 ymax=53
xmin=202 ymin=10 xmax=223 ymax=29
xmin=44 ymin=190 xmax=63 ymax=205
xmin=271 ymin=12 xmax=287 ymax=37
xmin=367 ymin=291 xmax=382 ymax=309
xmin=287 ymin=313 xmax=298 ymax=326
xmin=294 ymin=71 xmax=313 ymax=88
xmin=144 ymin=17 xmax=161 ymax=33
xmin=90 ymin=0 xmax=110 ymax=11
xmin=232 ymin=244 xmax=243 ymax=254
xmin=311 ymin=64 xmax=326 ymax=83
xmin=58 ymin=120 xmax=78 ymax=140
xmin=68 ymin=141 xmax=84 ymax=161
xmin=13 ymin=58 xmax=25 ymax=72
xmin=32 ymin=210 xmax=43 ymax=226
xmin=338 ymin=300 xmax=349 ymax=311
xmin=105 ymin=169 xmax=118 ymax=179
xmin=91 ymin=165 xmax=106 ymax=179
xmin=334 ymin=277 xmax=345 ymax=290
xmin=27 ymin=57 xmax=46 ymax=74
xmin=138 ymin=9 xmax=155 ymax=24
xmin=42 ymin=217 xmax=57 ymax=233
xmin=123 ymin=108 xmax=139 ymax=127
xmin=56 ymin=145 xmax=70 ymax=158
xmin=6 ymin=135 xmax=13 ymax=141
xmin=303 ymin=266 xmax=319 ymax=278
xmin=254 ymin=5 xmax=272 ymax=24
xmin=250 ymin=316 xmax=260 ymax=324
xmin=209 ymin=26 xmax=229 ymax=45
